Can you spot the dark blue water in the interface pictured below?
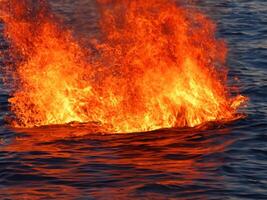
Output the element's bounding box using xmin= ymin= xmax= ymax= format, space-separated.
xmin=0 ymin=0 xmax=267 ymax=199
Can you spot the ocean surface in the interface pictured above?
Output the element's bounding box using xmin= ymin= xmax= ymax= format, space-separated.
xmin=0 ymin=0 xmax=267 ymax=199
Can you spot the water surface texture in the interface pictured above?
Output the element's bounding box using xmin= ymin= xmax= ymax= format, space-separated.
xmin=1 ymin=0 xmax=267 ymax=199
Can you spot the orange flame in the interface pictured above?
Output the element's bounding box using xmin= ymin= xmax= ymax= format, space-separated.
xmin=0 ymin=0 xmax=246 ymax=133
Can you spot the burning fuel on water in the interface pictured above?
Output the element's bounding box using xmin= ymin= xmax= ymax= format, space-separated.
xmin=0 ymin=0 xmax=246 ymax=133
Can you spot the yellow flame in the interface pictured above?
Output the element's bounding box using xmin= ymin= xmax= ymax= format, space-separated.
xmin=1 ymin=0 xmax=246 ymax=133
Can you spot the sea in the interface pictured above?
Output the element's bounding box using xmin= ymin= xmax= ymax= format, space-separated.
xmin=0 ymin=0 xmax=266 ymax=199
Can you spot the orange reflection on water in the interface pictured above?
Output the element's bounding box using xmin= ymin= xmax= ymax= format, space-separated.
xmin=2 ymin=124 xmax=235 ymax=199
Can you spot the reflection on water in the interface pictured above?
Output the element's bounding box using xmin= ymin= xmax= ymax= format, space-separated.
xmin=1 ymin=123 xmax=237 ymax=199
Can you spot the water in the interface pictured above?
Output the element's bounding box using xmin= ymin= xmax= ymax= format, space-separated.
xmin=0 ymin=0 xmax=267 ymax=199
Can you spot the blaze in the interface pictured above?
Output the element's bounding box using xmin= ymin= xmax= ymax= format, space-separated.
xmin=0 ymin=0 xmax=246 ymax=133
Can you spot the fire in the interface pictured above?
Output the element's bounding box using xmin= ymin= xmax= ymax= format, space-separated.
xmin=0 ymin=0 xmax=246 ymax=133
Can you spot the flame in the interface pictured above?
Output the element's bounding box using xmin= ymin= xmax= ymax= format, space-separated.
xmin=0 ymin=0 xmax=246 ymax=133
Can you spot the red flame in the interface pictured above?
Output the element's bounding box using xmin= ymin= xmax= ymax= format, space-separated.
xmin=0 ymin=0 xmax=246 ymax=133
